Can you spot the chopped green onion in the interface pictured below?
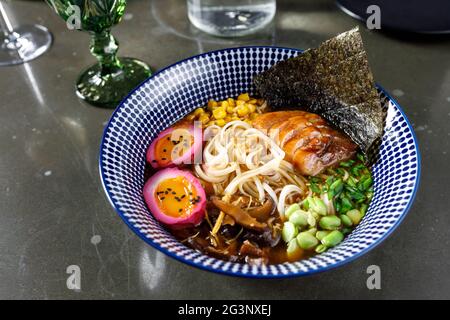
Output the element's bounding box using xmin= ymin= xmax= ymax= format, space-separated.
xmin=310 ymin=177 xmax=321 ymax=184
xmin=334 ymin=199 xmax=342 ymax=213
xmin=341 ymin=227 xmax=352 ymax=235
xmin=351 ymin=164 xmax=366 ymax=176
xmin=360 ymin=203 xmax=368 ymax=216
xmin=310 ymin=182 xmax=321 ymax=194
xmin=358 ymin=176 xmax=373 ymax=192
xmin=330 ymin=179 xmax=344 ymax=197
xmin=340 ymin=160 xmax=354 ymax=167
xmin=326 ymin=176 xmax=334 ymax=187
xmin=347 ymin=176 xmax=357 ymax=188
xmin=345 ymin=186 xmax=366 ymax=201
xmin=357 ymin=153 xmax=365 ymax=162
xmin=340 ymin=197 xmax=353 ymax=213
xmin=302 ymin=197 xmax=311 ymax=210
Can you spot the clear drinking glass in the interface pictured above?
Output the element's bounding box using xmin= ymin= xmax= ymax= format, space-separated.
xmin=46 ymin=0 xmax=152 ymax=108
xmin=187 ymin=0 xmax=276 ymax=37
xmin=0 ymin=1 xmax=52 ymax=66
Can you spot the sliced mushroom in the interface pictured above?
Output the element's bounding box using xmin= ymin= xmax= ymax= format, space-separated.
xmin=211 ymin=197 xmax=267 ymax=232
xmin=239 ymin=240 xmax=264 ymax=257
xmin=187 ymin=235 xmax=240 ymax=262
xmin=247 ymin=199 xmax=275 ymax=222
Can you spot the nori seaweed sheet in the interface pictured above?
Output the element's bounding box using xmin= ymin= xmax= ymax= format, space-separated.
xmin=253 ymin=27 xmax=383 ymax=154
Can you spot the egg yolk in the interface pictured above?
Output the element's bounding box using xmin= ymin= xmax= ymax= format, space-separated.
xmin=154 ymin=176 xmax=200 ymax=218
xmin=154 ymin=132 xmax=193 ymax=167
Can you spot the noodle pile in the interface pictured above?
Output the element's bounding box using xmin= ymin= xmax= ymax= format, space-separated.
xmin=195 ymin=120 xmax=310 ymax=215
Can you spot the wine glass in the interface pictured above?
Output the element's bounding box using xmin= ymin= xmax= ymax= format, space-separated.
xmin=46 ymin=0 xmax=152 ymax=108
xmin=0 ymin=1 xmax=52 ymax=66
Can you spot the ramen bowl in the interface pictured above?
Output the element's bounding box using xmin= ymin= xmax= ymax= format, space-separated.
xmin=99 ymin=46 xmax=420 ymax=278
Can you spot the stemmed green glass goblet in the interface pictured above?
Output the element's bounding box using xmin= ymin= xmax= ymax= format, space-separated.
xmin=46 ymin=0 xmax=152 ymax=108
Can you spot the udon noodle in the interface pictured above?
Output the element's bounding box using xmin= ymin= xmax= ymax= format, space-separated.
xmin=194 ymin=120 xmax=307 ymax=216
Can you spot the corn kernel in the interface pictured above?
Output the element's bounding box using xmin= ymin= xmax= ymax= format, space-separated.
xmin=237 ymin=93 xmax=250 ymax=101
xmin=186 ymin=114 xmax=196 ymax=121
xmin=199 ymin=114 xmax=210 ymax=124
xmin=248 ymin=99 xmax=257 ymax=105
xmin=236 ymin=99 xmax=246 ymax=106
xmin=237 ymin=105 xmax=249 ymax=116
xmin=227 ymin=98 xmax=236 ymax=107
xmin=224 ymin=116 xmax=232 ymax=122
xmin=226 ymin=106 xmax=235 ymax=114
xmin=215 ymin=119 xmax=226 ymax=127
xmin=207 ymin=100 xmax=218 ymax=109
xmin=249 ymin=113 xmax=259 ymax=120
xmin=247 ymin=103 xmax=256 ymax=113
xmin=220 ymin=100 xmax=229 ymax=109
xmin=244 ymin=119 xmax=252 ymax=124
xmin=194 ymin=107 xmax=205 ymax=116
xmin=231 ymin=116 xmax=240 ymax=121
xmin=213 ymin=107 xmax=227 ymax=120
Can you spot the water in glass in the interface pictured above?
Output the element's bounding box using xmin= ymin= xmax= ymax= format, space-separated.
xmin=187 ymin=0 xmax=276 ymax=37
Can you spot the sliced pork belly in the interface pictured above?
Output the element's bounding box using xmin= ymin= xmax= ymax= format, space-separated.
xmin=252 ymin=111 xmax=305 ymax=134
xmin=253 ymin=111 xmax=357 ymax=176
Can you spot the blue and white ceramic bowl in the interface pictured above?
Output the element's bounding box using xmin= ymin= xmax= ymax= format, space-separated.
xmin=99 ymin=46 xmax=420 ymax=278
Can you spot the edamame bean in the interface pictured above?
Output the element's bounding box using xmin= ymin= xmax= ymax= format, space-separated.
xmin=296 ymin=232 xmax=319 ymax=250
xmin=346 ymin=209 xmax=362 ymax=225
xmin=310 ymin=197 xmax=327 ymax=216
xmin=315 ymin=244 xmax=327 ymax=253
xmin=287 ymin=238 xmax=302 ymax=259
xmin=288 ymin=210 xmax=308 ymax=227
xmin=307 ymin=212 xmax=316 ymax=227
xmin=319 ymin=216 xmax=341 ymax=230
xmin=282 ymin=222 xmax=298 ymax=243
xmin=315 ymin=230 xmax=330 ymax=241
xmin=285 ymin=203 xmax=300 ymax=218
xmin=321 ymin=230 xmax=344 ymax=247
xmin=339 ymin=214 xmax=353 ymax=227
xmin=309 ymin=210 xmax=319 ymax=220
